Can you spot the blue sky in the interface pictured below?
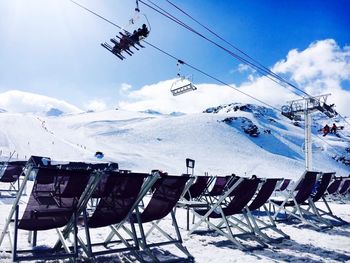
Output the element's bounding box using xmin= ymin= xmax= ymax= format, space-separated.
xmin=0 ymin=0 xmax=349 ymax=111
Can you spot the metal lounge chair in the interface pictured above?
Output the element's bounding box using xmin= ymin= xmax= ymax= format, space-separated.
xmin=269 ymin=171 xmax=320 ymax=229
xmin=325 ymin=177 xmax=343 ymax=197
xmin=177 ymin=175 xmax=213 ymax=230
xmin=189 ymin=177 xmax=266 ymax=250
xmin=298 ymin=172 xmax=336 ymax=227
xmin=12 ymin=166 xmax=92 ymax=262
xmin=0 ymin=161 xmax=26 ymax=196
xmin=276 ymin=178 xmax=291 ymax=193
xmin=204 ymin=176 xmax=232 ymax=204
xmin=337 ymin=178 xmax=350 ymax=199
xmin=80 ymin=171 xmax=158 ymax=261
xmin=244 ymin=178 xmax=290 ymax=243
xmin=119 ymin=174 xmax=193 ymax=262
xmin=315 ymin=174 xmax=350 ymax=225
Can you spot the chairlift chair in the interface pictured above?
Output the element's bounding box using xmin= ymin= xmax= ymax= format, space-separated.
xmin=101 ymin=2 xmax=151 ymax=60
xmin=171 ymin=76 xmax=197 ymax=96
xmin=171 ymin=60 xmax=197 ymax=96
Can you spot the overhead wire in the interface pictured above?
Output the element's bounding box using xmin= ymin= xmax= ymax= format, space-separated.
xmin=140 ymin=0 xmax=309 ymax=97
xmin=139 ymin=0 xmax=300 ymax=96
xmin=68 ymin=0 xmax=348 ymax=154
xmin=68 ymin=0 xmax=280 ymax=111
xmin=143 ymin=0 xmax=350 ymax=129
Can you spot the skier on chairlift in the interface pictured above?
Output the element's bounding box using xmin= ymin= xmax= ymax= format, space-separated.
xmin=323 ymin=124 xmax=330 ymax=136
xmin=330 ymin=123 xmax=337 ymax=134
xmin=139 ymin=24 xmax=149 ymax=38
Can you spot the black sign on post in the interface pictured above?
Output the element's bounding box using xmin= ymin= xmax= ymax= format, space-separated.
xmin=186 ymin=158 xmax=195 ymax=175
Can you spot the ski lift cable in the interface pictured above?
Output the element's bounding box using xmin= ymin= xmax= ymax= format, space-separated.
xmin=69 ymin=0 xmax=123 ymax=30
xmin=140 ymin=0 xmax=309 ymax=97
xmin=165 ymin=0 xmax=299 ymax=88
xmin=67 ymin=0 xmax=280 ymax=111
xmin=139 ymin=0 xmax=300 ymax=95
xmin=143 ymin=40 xmax=280 ymax=111
xmin=143 ymin=0 xmax=350 ymax=129
xmin=68 ymin=0 xmax=348 ymax=137
xmin=67 ymin=1 xmax=348 ymax=157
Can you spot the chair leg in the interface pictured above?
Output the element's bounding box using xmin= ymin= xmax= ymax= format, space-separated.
xmin=12 ymin=205 xmax=19 ymax=262
xmin=82 ymin=209 xmax=94 ymax=258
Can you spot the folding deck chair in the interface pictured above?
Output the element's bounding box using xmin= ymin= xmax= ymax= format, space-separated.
xmin=0 ymin=161 xmax=26 ymax=196
xmin=273 ymin=178 xmax=291 ymax=196
xmin=204 ymin=175 xmax=232 ymax=204
xmin=106 ymin=174 xmax=193 ymax=262
xmin=325 ymin=177 xmax=343 ymax=198
xmin=12 ymin=167 xmax=92 ymax=262
xmin=315 ymin=174 xmax=349 ymax=225
xmin=337 ymin=178 xmax=350 ymax=201
xmin=294 ymin=172 xmax=334 ymax=226
xmin=244 ymin=178 xmax=290 ymax=243
xmin=79 ymin=171 xmax=158 ymax=261
xmin=0 ymin=156 xmax=52 ymax=253
xmin=177 ymin=175 xmax=213 ymax=230
xmin=189 ymin=177 xmax=267 ymax=250
xmin=269 ymin=171 xmax=321 ymax=229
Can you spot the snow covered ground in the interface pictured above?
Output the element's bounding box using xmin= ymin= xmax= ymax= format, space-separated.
xmin=0 ymin=103 xmax=349 ymax=178
xmin=0 ymin=100 xmax=350 ymax=262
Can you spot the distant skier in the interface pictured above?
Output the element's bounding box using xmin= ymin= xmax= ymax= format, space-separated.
xmin=330 ymin=123 xmax=337 ymax=134
xmin=323 ymin=124 xmax=330 ymax=136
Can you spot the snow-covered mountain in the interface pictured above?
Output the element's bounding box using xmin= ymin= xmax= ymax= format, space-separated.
xmin=0 ymin=90 xmax=82 ymax=115
xmin=0 ymin=100 xmax=349 ymax=178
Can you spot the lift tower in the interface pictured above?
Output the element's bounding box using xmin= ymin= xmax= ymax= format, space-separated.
xmin=281 ymin=94 xmax=337 ymax=171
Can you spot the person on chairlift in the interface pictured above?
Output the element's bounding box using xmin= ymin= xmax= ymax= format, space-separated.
xmin=140 ymin=24 xmax=149 ymax=38
xmin=323 ymin=124 xmax=330 ymax=136
xmin=330 ymin=123 xmax=337 ymax=134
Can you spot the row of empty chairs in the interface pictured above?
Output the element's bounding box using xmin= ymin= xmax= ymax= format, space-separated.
xmin=0 ymin=156 xmax=194 ymax=262
xmin=178 ymin=171 xmax=349 ymax=250
xmin=0 ymin=156 xmax=349 ymax=261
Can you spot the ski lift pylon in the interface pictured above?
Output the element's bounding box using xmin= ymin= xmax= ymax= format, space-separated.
xmin=170 ymin=60 xmax=197 ymax=96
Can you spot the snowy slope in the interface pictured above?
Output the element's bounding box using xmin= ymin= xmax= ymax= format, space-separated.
xmin=0 ymin=102 xmax=349 ymax=178
xmin=0 ymin=102 xmax=350 ymax=263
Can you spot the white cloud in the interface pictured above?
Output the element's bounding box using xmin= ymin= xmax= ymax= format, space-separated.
xmin=238 ymin=63 xmax=255 ymax=73
xmin=273 ymin=39 xmax=350 ymax=115
xmin=273 ymin=39 xmax=350 ymax=83
xmin=119 ymin=39 xmax=350 ymax=116
xmin=119 ymin=79 xmax=236 ymax=113
xmin=0 ymin=90 xmax=82 ymax=114
xmin=84 ymin=99 xmax=107 ymax=112
xmin=120 ymin=83 xmax=132 ymax=93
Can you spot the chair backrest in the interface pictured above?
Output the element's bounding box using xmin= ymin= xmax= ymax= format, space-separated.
xmin=184 ymin=175 xmax=210 ymax=200
xmin=338 ymin=179 xmax=350 ymax=195
xmin=91 ymin=169 xmax=127 ymax=199
xmin=60 ymin=162 xmax=92 ymax=170
xmin=207 ymin=176 xmax=229 ymax=196
xmin=311 ymin=172 xmax=334 ymax=202
xmin=293 ymin=171 xmax=318 ymax=204
xmin=88 ymin=172 xmax=148 ymax=228
xmin=326 ymin=178 xmax=342 ymax=195
xmin=18 ymin=167 xmax=91 ymax=231
xmin=248 ymin=179 xmax=279 ymax=211
xmin=223 ymin=178 xmax=260 ymax=215
xmin=138 ymin=175 xmax=190 ymax=223
xmin=0 ymin=161 xmax=26 ymax=183
xmin=278 ymin=179 xmax=291 ymax=191
xmin=90 ymin=162 xmax=119 ymax=171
